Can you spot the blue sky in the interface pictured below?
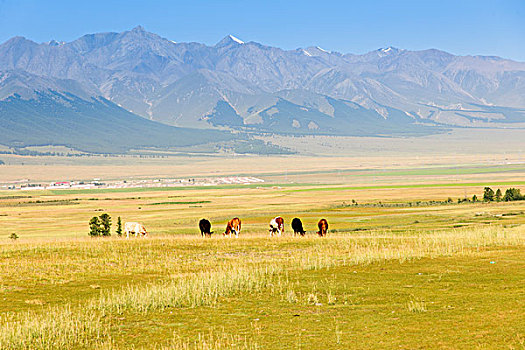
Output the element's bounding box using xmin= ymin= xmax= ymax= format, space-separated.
xmin=0 ymin=0 xmax=524 ymax=60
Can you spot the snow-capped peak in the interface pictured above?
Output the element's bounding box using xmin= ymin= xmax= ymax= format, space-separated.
xmin=215 ymin=35 xmax=246 ymax=47
xmin=302 ymin=46 xmax=333 ymax=56
xmin=376 ymin=46 xmax=402 ymax=57
xmin=316 ymin=46 xmax=330 ymax=53
xmin=378 ymin=46 xmax=401 ymax=54
xmin=228 ymin=35 xmax=244 ymax=44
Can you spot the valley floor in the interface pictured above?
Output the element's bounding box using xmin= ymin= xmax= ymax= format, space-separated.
xmin=0 ymin=154 xmax=524 ymax=349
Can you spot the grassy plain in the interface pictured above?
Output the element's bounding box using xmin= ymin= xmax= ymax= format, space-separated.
xmin=0 ymin=154 xmax=524 ymax=349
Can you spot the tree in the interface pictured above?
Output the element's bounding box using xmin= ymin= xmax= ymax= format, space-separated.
xmin=495 ymin=189 xmax=502 ymax=202
xmin=503 ymin=188 xmax=524 ymax=202
xmin=99 ymin=213 xmax=112 ymax=236
xmin=483 ymin=187 xmax=495 ymax=202
xmin=472 ymin=195 xmax=478 ymax=202
xmin=89 ymin=216 xmax=100 ymax=236
xmin=116 ymin=216 xmax=122 ymax=236
xmin=89 ymin=214 xmax=112 ymax=236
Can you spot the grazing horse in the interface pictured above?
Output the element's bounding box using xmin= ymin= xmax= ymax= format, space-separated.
xmin=317 ymin=219 xmax=328 ymax=237
xmin=199 ymin=218 xmax=213 ymax=237
xmin=124 ymin=222 xmax=148 ymax=238
xmin=224 ymin=217 xmax=241 ymax=238
xmin=269 ymin=216 xmax=284 ymax=236
xmin=291 ymin=218 xmax=306 ymax=236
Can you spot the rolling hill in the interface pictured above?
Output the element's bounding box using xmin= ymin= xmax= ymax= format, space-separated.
xmin=0 ymin=91 xmax=236 ymax=153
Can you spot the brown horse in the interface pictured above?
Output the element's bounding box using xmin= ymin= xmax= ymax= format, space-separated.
xmin=317 ymin=219 xmax=328 ymax=237
xmin=224 ymin=217 xmax=241 ymax=238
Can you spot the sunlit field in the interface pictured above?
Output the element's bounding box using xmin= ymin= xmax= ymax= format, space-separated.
xmin=1 ymin=155 xmax=524 ymax=349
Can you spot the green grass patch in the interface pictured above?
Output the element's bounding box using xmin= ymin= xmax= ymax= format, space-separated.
xmin=0 ymin=195 xmax=33 ymax=200
xmin=358 ymin=165 xmax=525 ymax=177
xmin=218 ymin=164 xmax=525 ymax=179
xmin=0 ymin=199 xmax=80 ymax=207
xmin=147 ymin=200 xmax=211 ymax=205
xmin=285 ymin=180 xmax=525 ymax=193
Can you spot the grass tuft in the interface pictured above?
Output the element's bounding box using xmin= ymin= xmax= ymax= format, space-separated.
xmin=94 ymin=265 xmax=280 ymax=313
xmin=407 ymin=299 xmax=428 ymax=313
xmin=157 ymin=331 xmax=258 ymax=350
xmin=0 ymin=306 xmax=110 ymax=350
xmin=285 ymin=289 xmax=298 ymax=303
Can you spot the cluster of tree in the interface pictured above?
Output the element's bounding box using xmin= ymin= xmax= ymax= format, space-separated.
xmin=0 ymin=148 xmax=227 ymax=158
xmin=89 ymin=214 xmax=122 ymax=237
xmin=339 ymin=198 xmax=459 ymax=209
xmin=0 ymin=149 xmax=80 ymax=156
xmin=218 ymin=139 xmax=294 ymax=155
xmin=483 ymin=187 xmax=525 ymax=202
xmin=339 ymin=186 xmax=525 ymax=209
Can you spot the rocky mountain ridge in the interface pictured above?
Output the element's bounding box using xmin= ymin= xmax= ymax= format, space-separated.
xmin=1 ymin=26 xmax=524 ymax=137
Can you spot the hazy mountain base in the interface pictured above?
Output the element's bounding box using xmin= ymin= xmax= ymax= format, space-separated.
xmin=0 ymin=92 xmax=291 ymax=155
xmin=0 ymin=127 xmax=522 ymax=167
xmin=206 ymin=96 xmax=443 ymax=136
xmin=257 ymin=128 xmax=525 ymax=156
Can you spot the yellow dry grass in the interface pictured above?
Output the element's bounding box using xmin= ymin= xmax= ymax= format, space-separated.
xmin=0 ymin=225 xmax=523 ymax=349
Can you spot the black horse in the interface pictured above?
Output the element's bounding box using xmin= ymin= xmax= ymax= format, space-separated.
xmin=291 ymin=218 xmax=306 ymax=236
xmin=199 ymin=218 xmax=213 ymax=237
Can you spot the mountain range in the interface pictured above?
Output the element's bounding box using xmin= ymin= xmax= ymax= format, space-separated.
xmin=1 ymin=26 xmax=525 ymax=152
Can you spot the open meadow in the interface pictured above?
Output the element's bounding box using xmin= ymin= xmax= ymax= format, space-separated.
xmin=0 ymin=154 xmax=524 ymax=349
xmin=2 ymin=1 xmax=525 ymax=348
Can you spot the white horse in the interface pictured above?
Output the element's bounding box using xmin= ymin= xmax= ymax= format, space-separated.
xmin=124 ymin=222 xmax=148 ymax=238
xmin=269 ymin=217 xmax=284 ymax=236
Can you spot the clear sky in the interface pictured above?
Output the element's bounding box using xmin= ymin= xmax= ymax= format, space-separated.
xmin=0 ymin=0 xmax=524 ymax=60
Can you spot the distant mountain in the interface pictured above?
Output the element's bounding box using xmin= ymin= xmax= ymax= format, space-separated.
xmin=1 ymin=26 xmax=525 ymax=147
